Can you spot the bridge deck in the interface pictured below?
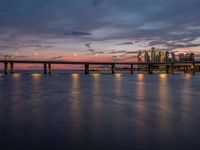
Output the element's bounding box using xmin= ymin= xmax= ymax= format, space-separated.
xmin=0 ymin=60 xmax=199 ymax=65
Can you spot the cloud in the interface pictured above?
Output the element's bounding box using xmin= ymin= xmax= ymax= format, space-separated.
xmin=125 ymin=51 xmax=138 ymax=54
xmin=64 ymin=31 xmax=91 ymax=36
xmin=108 ymin=50 xmax=127 ymax=54
xmin=149 ymin=38 xmax=200 ymax=49
xmin=50 ymin=56 xmax=63 ymax=60
xmin=117 ymin=42 xmax=133 ymax=45
xmin=88 ymin=49 xmax=95 ymax=52
xmin=1 ymin=0 xmax=200 ymax=56
xmin=85 ymin=42 xmax=91 ymax=48
xmin=85 ymin=51 xmax=105 ymax=55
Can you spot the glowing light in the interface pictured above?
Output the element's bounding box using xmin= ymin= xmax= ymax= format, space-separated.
xmin=159 ymin=74 xmax=167 ymax=79
xmin=34 ymin=52 xmax=38 ymax=56
xmin=14 ymin=52 xmax=18 ymax=56
xmin=31 ymin=74 xmax=41 ymax=79
xmin=74 ymin=53 xmax=77 ymax=57
xmin=115 ymin=73 xmax=122 ymax=80
xmin=137 ymin=74 xmax=144 ymax=80
xmin=184 ymin=74 xmax=192 ymax=80
xmin=71 ymin=73 xmax=80 ymax=78
xmin=12 ymin=74 xmax=21 ymax=79
xmin=92 ymin=74 xmax=100 ymax=78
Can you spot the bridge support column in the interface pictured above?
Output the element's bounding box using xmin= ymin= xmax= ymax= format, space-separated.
xmin=44 ymin=63 xmax=47 ymax=74
xmin=185 ymin=66 xmax=188 ymax=73
xmin=192 ymin=63 xmax=196 ymax=74
xmin=171 ymin=63 xmax=174 ymax=74
xmin=130 ymin=64 xmax=133 ymax=74
xmin=148 ymin=64 xmax=153 ymax=74
xmin=166 ymin=65 xmax=169 ymax=74
xmin=111 ymin=64 xmax=115 ymax=74
xmin=48 ymin=63 xmax=51 ymax=74
xmin=84 ymin=64 xmax=89 ymax=74
xmin=4 ymin=62 xmax=8 ymax=74
xmin=10 ymin=63 xmax=14 ymax=74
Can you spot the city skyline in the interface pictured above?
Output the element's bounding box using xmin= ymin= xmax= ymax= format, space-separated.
xmin=1 ymin=0 xmax=200 ymax=62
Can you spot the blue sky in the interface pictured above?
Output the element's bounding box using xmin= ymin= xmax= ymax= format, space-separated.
xmin=1 ymin=0 xmax=200 ymax=61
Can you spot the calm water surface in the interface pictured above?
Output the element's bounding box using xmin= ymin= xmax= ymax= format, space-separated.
xmin=0 ymin=73 xmax=200 ymax=150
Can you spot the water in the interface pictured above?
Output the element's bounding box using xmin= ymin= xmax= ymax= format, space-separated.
xmin=0 ymin=73 xmax=200 ymax=150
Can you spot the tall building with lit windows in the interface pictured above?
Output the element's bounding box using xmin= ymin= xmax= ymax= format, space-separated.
xmin=159 ymin=51 xmax=166 ymax=62
xmin=179 ymin=53 xmax=195 ymax=61
xmin=138 ymin=51 xmax=143 ymax=62
xmin=144 ymin=50 xmax=150 ymax=62
xmin=179 ymin=53 xmax=186 ymax=61
xmin=166 ymin=51 xmax=175 ymax=62
xmin=186 ymin=53 xmax=195 ymax=61
xmin=139 ymin=48 xmax=176 ymax=63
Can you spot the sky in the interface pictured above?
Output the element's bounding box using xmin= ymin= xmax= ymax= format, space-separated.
xmin=1 ymin=0 xmax=200 ymax=62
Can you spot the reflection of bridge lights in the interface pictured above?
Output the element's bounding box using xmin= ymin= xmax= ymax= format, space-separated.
xmin=12 ymin=74 xmax=21 ymax=79
xmin=71 ymin=73 xmax=80 ymax=78
xmin=115 ymin=73 xmax=122 ymax=80
xmin=92 ymin=74 xmax=100 ymax=78
xmin=159 ymin=74 xmax=167 ymax=79
xmin=137 ymin=74 xmax=144 ymax=80
xmin=31 ymin=74 xmax=41 ymax=79
xmin=184 ymin=74 xmax=192 ymax=80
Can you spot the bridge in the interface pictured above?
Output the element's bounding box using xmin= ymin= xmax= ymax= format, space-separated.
xmin=0 ymin=60 xmax=200 ymax=74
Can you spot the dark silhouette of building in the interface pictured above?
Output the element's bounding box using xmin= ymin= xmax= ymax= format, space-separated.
xmin=179 ymin=53 xmax=195 ymax=61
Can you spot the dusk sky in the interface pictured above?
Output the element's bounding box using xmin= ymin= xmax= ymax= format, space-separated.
xmin=1 ymin=0 xmax=200 ymax=62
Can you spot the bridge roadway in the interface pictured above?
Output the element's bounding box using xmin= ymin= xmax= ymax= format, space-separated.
xmin=0 ymin=60 xmax=199 ymax=74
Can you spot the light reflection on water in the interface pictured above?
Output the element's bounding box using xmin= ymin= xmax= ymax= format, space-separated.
xmin=69 ymin=73 xmax=82 ymax=133
xmin=0 ymin=74 xmax=200 ymax=149
xmin=157 ymin=74 xmax=171 ymax=140
xmin=31 ymin=73 xmax=42 ymax=79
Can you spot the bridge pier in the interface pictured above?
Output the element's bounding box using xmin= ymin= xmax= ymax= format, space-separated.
xmin=166 ymin=64 xmax=174 ymax=74
xmin=166 ymin=65 xmax=170 ymax=74
xmin=48 ymin=63 xmax=51 ymax=74
xmin=192 ymin=63 xmax=196 ymax=74
xmin=171 ymin=63 xmax=174 ymax=74
xmin=84 ymin=64 xmax=89 ymax=74
xmin=148 ymin=64 xmax=153 ymax=74
xmin=10 ymin=63 xmax=14 ymax=74
xmin=130 ymin=64 xmax=133 ymax=74
xmin=4 ymin=62 xmax=8 ymax=74
xmin=184 ymin=66 xmax=189 ymax=73
xmin=44 ymin=63 xmax=47 ymax=74
xmin=111 ymin=64 xmax=115 ymax=74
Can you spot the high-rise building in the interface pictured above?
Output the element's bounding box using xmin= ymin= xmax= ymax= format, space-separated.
xmin=186 ymin=53 xmax=195 ymax=61
xmin=154 ymin=50 xmax=160 ymax=62
xmin=151 ymin=47 xmax=156 ymax=62
xmin=144 ymin=50 xmax=150 ymax=62
xmin=159 ymin=51 xmax=166 ymax=62
xmin=190 ymin=53 xmax=195 ymax=61
xmin=139 ymin=48 xmax=196 ymax=63
xmin=138 ymin=51 xmax=143 ymax=62
xmin=179 ymin=53 xmax=186 ymax=61
xmin=179 ymin=53 xmax=195 ymax=62
xmin=166 ymin=52 xmax=175 ymax=62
